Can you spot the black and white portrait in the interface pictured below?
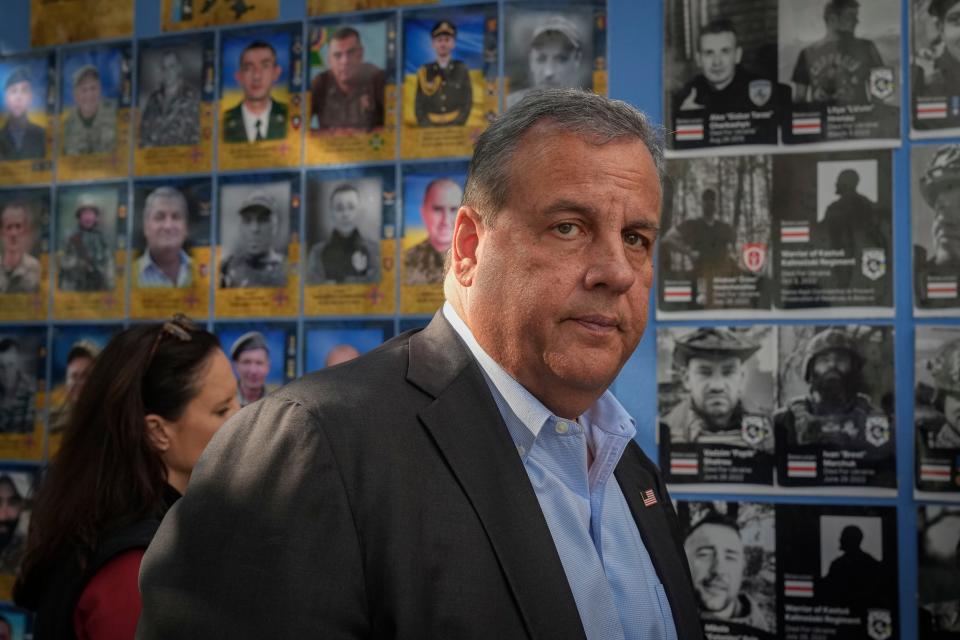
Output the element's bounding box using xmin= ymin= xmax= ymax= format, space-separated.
xmin=664 ymin=0 xmax=780 ymax=149
xmin=775 ymin=325 xmax=895 ymax=488
xmin=779 ymin=0 xmax=900 ymax=144
xmin=911 ymin=0 xmax=960 ymax=135
xmin=658 ymin=327 xmax=776 ymax=486
xmin=137 ymin=39 xmax=205 ymax=148
xmin=219 ymin=179 xmax=291 ymax=290
xmin=305 ymin=176 xmax=382 ymax=285
xmin=919 ymin=505 xmax=960 ymax=636
xmin=658 ymin=155 xmax=773 ymax=315
xmin=0 ymin=331 xmax=40 ymax=435
xmin=677 ymin=501 xmax=777 ymax=634
xmin=504 ymin=3 xmax=597 ymax=109
xmin=913 ymin=145 xmax=960 ymax=314
xmin=771 ymin=150 xmax=893 ymax=311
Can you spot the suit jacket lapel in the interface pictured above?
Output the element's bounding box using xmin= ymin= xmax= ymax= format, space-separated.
xmin=615 ymin=443 xmax=703 ymax=640
xmin=409 ymin=313 xmax=586 ymax=640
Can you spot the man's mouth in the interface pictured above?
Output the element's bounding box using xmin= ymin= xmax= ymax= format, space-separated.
xmin=571 ymin=315 xmax=619 ymax=334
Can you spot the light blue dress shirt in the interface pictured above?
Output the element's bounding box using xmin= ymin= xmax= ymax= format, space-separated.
xmin=136 ymin=249 xmax=192 ymax=288
xmin=443 ymin=303 xmax=678 ymax=640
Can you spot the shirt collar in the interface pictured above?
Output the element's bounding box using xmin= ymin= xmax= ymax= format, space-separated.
xmin=441 ymin=302 xmax=636 ymax=443
xmin=241 ymin=100 xmax=273 ymax=139
xmin=139 ymin=249 xmax=191 ymax=280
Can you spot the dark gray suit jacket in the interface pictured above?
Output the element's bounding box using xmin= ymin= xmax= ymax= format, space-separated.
xmin=137 ymin=313 xmax=704 ymax=639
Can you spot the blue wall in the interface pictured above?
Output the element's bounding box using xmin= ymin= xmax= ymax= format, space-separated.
xmin=0 ymin=1 xmax=946 ymax=638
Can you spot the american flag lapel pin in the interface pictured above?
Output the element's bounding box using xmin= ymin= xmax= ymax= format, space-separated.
xmin=642 ymin=489 xmax=658 ymax=507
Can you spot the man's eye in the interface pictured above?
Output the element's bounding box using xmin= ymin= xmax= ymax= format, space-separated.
xmin=624 ymin=232 xmax=647 ymax=247
xmin=555 ymin=223 xmax=576 ymax=235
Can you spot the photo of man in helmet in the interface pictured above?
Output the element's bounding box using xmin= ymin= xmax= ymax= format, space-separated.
xmin=775 ymin=326 xmax=895 ymax=488
xmin=913 ymin=144 xmax=960 ymax=312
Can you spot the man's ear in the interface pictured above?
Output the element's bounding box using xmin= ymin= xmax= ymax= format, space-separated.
xmin=145 ymin=414 xmax=172 ymax=453
xmin=451 ymin=205 xmax=484 ymax=286
xmin=735 ymin=47 xmax=743 ymax=65
xmin=272 ymin=65 xmax=283 ymax=84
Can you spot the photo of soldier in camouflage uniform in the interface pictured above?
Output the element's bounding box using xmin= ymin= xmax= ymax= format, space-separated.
xmin=138 ymin=48 xmax=201 ymax=148
xmin=658 ymin=327 xmax=776 ymax=486
xmin=60 ymin=65 xmax=117 ymax=156
xmin=916 ymin=326 xmax=960 ymax=492
xmin=0 ymin=337 xmax=35 ymax=434
xmin=662 ymin=328 xmax=773 ymax=450
xmin=58 ymin=195 xmax=115 ymax=292
xmin=913 ymin=145 xmax=960 ymax=312
xmin=402 ymin=177 xmax=461 ymax=286
xmin=775 ymin=326 xmax=895 ymax=488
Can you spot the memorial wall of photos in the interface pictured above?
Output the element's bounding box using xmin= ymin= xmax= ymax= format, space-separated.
xmin=0 ymin=0 xmax=958 ymax=637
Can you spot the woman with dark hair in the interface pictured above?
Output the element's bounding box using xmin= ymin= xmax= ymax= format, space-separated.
xmin=13 ymin=315 xmax=239 ymax=639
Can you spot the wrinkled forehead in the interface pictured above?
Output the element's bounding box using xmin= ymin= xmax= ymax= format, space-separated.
xmin=0 ymin=206 xmax=27 ymax=225
xmin=147 ymin=196 xmax=187 ymax=217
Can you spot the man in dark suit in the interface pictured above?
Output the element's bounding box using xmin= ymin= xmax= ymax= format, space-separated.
xmin=0 ymin=67 xmax=46 ymax=161
xmin=138 ymin=89 xmax=704 ymax=640
xmin=222 ymin=41 xmax=288 ymax=143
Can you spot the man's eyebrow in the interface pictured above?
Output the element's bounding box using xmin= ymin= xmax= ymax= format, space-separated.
xmin=540 ymin=199 xmax=660 ymax=233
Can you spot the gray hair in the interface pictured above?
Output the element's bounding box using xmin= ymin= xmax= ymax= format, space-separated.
xmin=143 ymin=186 xmax=189 ymax=224
xmin=463 ymin=89 xmax=665 ymax=223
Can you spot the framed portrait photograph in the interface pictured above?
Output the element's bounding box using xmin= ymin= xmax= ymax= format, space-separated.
xmin=0 ymin=188 xmax=49 ymax=321
xmin=135 ymin=33 xmax=216 ymax=176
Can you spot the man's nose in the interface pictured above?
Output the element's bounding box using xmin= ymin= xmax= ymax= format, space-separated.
xmin=583 ymin=235 xmax=636 ymax=293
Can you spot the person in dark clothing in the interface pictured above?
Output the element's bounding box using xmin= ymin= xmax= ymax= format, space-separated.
xmin=913 ymin=0 xmax=960 ymax=129
xmin=820 ymin=525 xmax=884 ymax=608
xmin=13 ymin=316 xmax=239 ymax=639
xmin=0 ymin=67 xmax=46 ymax=161
xmin=672 ymin=19 xmax=766 ymax=116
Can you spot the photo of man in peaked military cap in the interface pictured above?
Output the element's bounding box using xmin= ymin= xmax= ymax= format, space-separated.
xmin=61 ymin=64 xmax=117 ymax=156
xmin=775 ymin=325 xmax=895 ymax=488
xmin=916 ymin=327 xmax=960 ymax=492
xmin=220 ymin=190 xmax=287 ymax=289
xmin=659 ymin=327 xmax=775 ymax=485
xmin=222 ymin=40 xmax=288 ymax=144
xmin=58 ymin=194 xmax=114 ymax=292
xmin=229 ymin=331 xmax=274 ymax=408
xmin=414 ymin=20 xmax=473 ymax=127
xmin=0 ymin=68 xmax=45 ymax=162
xmin=913 ymin=145 xmax=960 ymax=311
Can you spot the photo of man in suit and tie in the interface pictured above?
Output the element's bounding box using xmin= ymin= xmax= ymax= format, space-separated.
xmin=139 ymin=89 xmax=704 ymax=640
xmin=222 ymin=41 xmax=288 ymax=143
